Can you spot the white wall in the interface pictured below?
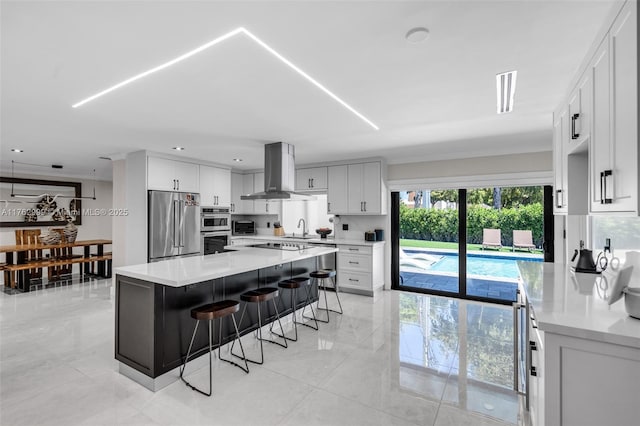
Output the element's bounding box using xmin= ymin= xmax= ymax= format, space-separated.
xmin=388 ymin=151 xmax=552 ymax=182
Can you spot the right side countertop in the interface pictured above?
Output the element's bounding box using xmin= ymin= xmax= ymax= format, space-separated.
xmin=517 ymin=261 xmax=640 ymax=349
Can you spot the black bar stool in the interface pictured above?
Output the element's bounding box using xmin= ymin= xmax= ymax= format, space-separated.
xmin=179 ymin=300 xmax=249 ymax=397
xmin=310 ymin=269 xmax=343 ymax=323
xmin=231 ymin=287 xmax=287 ymax=364
xmin=273 ymin=277 xmax=319 ymax=342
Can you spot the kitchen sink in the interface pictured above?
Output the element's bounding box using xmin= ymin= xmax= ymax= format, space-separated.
xmin=281 ymin=235 xmax=315 ymax=240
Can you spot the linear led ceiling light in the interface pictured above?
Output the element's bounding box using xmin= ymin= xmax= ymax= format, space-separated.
xmin=72 ymin=27 xmax=379 ymax=130
xmin=496 ymin=70 xmax=517 ymax=114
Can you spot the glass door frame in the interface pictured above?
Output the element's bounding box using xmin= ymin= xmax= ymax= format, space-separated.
xmin=391 ymin=186 xmax=554 ymax=305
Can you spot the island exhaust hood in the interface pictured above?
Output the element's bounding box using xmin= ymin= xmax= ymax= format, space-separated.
xmin=241 ymin=142 xmax=312 ymax=200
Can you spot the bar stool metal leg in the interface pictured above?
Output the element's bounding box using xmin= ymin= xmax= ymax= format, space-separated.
xmin=179 ymin=320 xmax=213 ymax=397
xmin=231 ymin=297 xmax=287 ymax=364
xmin=218 ymin=314 xmax=250 ymax=373
xmin=318 ymin=276 xmax=343 ymax=315
xmin=271 ymin=286 xmax=300 ymax=342
xmin=299 ymin=282 xmax=320 ymax=329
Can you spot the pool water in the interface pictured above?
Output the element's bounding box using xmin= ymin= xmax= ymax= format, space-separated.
xmin=406 ymin=251 xmax=542 ymax=279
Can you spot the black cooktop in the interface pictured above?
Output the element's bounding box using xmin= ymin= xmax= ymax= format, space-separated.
xmin=250 ymin=242 xmax=309 ymax=251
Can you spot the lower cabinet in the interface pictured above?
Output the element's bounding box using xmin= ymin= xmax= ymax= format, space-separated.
xmin=543 ymin=332 xmax=640 ymax=426
xmin=336 ymin=243 xmax=384 ymax=296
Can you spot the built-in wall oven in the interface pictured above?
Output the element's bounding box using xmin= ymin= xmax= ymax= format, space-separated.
xmin=201 ymin=207 xmax=231 ymax=232
xmin=201 ymin=230 xmax=232 ymax=255
xmin=200 ymin=206 xmax=232 ymax=254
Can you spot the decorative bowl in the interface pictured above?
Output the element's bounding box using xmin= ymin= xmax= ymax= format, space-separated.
xmin=315 ymin=228 xmax=332 ymax=239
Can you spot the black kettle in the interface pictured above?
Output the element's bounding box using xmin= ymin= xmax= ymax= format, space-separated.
xmin=571 ymin=240 xmax=607 ymax=274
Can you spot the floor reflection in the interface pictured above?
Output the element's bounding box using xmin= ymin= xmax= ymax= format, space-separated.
xmin=397 ymin=293 xmax=518 ymax=424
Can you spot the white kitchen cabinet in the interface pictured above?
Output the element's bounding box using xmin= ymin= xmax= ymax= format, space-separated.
xmin=543 ymin=332 xmax=640 ymax=426
xmin=327 ymin=165 xmax=348 ymax=214
xmin=336 ymin=243 xmax=384 ymax=296
xmin=589 ymin=36 xmax=612 ymax=212
xmin=607 ymin=0 xmax=637 ymax=213
xmin=295 ymin=167 xmax=328 ymax=191
xmin=147 ymin=157 xmax=199 ymax=192
xmin=328 ymin=161 xmax=385 ymax=215
xmin=252 ymin=172 xmax=281 ymax=215
xmin=552 ymin=108 xmax=568 ymax=214
xmin=199 ymin=165 xmax=230 ymax=207
xmin=587 ymin=0 xmax=637 ymax=214
xmin=230 ymin=172 xmax=244 ymax=214
xmin=567 ymin=71 xmax=592 ymax=150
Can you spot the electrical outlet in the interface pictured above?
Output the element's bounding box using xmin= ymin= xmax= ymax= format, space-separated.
xmin=267 ymin=222 xmax=271 ymax=228
xmin=342 ymin=224 xmax=349 ymax=231
xmin=604 ymin=238 xmax=611 ymax=253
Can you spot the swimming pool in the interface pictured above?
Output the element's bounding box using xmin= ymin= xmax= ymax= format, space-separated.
xmin=404 ymin=250 xmax=542 ymax=279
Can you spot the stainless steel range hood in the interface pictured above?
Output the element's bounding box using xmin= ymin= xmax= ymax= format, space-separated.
xmin=241 ymin=142 xmax=312 ymax=200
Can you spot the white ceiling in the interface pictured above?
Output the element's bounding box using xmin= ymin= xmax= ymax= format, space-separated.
xmin=0 ymin=0 xmax=620 ymax=180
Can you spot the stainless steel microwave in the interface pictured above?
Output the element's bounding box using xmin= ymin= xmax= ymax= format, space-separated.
xmin=201 ymin=207 xmax=230 ymax=232
xmin=232 ymin=220 xmax=256 ymax=235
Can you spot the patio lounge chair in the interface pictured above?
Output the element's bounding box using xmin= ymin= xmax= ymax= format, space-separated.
xmin=481 ymin=228 xmax=502 ymax=250
xmin=399 ymin=248 xmax=440 ymax=270
xmin=513 ymin=230 xmax=536 ymax=252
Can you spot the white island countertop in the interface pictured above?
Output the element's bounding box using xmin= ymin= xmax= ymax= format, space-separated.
xmin=115 ymin=246 xmax=338 ymax=288
xmin=517 ymin=261 xmax=640 ymax=349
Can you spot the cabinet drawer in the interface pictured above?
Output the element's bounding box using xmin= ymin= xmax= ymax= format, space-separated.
xmin=338 ymin=270 xmax=370 ymax=289
xmin=339 ymin=245 xmax=372 ymax=255
xmin=338 ymin=253 xmax=371 ymax=272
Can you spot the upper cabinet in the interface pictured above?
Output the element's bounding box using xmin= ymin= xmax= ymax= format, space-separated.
xmin=253 ymin=172 xmax=281 ymax=215
xmin=553 ymin=108 xmax=568 ymax=214
xmin=327 ymin=165 xmax=348 ymax=214
xmin=590 ymin=0 xmax=638 ymax=214
xmin=327 ymin=161 xmax=386 ymax=215
xmin=199 ymin=165 xmax=231 ymax=207
xmin=567 ymin=71 xmax=592 ymax=150
xmin=554 ymin=0 xmax=638 ymax=215
xmin=230 ymin=172 xmax=244 ymax=214
xmin=295 ymin=167 xmax=328 ymax=191
xmin=147 ymin=157 xmax=199 ymax=192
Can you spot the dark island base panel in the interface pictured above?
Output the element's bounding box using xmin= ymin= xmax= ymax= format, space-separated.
xmin=115 ymin=257 xmax=317 ymax=381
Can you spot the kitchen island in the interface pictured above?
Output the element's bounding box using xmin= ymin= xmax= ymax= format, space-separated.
xmin=517 ymin=262 xmax=640 ymax=426
xmin=114 ymin=245 xmax=338 ymax=391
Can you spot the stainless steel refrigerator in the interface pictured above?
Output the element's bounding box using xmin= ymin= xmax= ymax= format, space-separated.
xmin=148 ymin=191 xmax=200 ymax=262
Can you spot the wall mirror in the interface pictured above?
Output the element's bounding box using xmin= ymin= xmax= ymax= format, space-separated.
xmin=0 ymin=177 xmax=83 ymax=227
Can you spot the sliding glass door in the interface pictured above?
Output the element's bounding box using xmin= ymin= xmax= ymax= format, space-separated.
xmin=396 ymin=189 xmax=461 ymax=296
xmin=393 ymin=186 xmax=548 ymax=304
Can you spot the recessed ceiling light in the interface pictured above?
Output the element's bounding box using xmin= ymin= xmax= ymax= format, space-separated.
xmin=11 ymin=148 xmax=23 ymax=153
xmin=172 ymin=146 xmax=185 ymax=151
xmin=496 ymin=70 xmax=517 ymax=114
xmin=233 ymin=158 xmax=243 ymax=162
xmin=405 ymin=27 xmax=430 ymax=43
xmin=71 ymin=27 xmax=379 ymax=131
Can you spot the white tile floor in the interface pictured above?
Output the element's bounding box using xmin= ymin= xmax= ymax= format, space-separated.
xmin=0 ymin=278 xmax=523 ymax=426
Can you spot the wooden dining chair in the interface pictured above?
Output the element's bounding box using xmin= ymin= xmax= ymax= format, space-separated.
xmin=48 ymin=228 xmax=78 ymax=280
xmin=14 ymin=229 xmax=44 ymax=281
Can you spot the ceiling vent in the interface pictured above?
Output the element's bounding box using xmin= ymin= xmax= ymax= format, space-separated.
xmin=496 ymin=70 xmax=517 ymax=114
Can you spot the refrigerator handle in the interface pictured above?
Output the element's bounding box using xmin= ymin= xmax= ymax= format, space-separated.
xmin=173 ymin=200 xmax=180 ymax=248
xmin=179 ymin=200 xmax=185 ymax=247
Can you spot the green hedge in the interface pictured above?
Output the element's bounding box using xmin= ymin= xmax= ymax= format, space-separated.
xmin=400 ymin=203 xmax=543 ymax=247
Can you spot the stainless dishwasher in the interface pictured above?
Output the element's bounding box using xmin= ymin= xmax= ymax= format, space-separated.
xmin=308 ymin=241 xmax=337 ymax=271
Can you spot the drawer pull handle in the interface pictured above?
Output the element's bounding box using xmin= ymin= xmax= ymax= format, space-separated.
xmin=349 ymin=261 xmax=359 ymax=265
xmin=348 ymin=248 xmax=359 ymax=251
xmin=530 ymin=366 xmax=537 ymax=377
xmin=349 ymin=278 xmax=359 ymax=282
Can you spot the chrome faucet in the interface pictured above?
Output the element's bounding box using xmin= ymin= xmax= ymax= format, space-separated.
xmin=297 ymin=218 xmax=308 ymax=237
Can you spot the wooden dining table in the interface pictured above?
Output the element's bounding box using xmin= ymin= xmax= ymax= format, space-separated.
xmin=1 ymin=239 xmax=112 ymax=291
